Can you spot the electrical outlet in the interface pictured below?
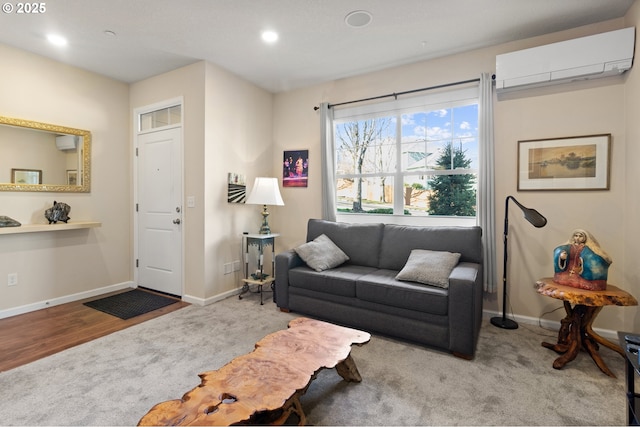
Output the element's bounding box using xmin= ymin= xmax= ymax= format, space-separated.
xmin=232 ymin=260 xmax=241 ymax=272
xmin=7 ymin=273 xmax=18 ymax=286
xmin=224 ymin=263 xmax=232 ymax=275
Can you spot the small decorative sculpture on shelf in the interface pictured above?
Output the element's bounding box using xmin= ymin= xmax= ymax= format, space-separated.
xmin=553 ymin=229 xmax=611 ymax=291
xmin=44 ymin=201 xmax=71 ymax=224
xmin=0 ymin=216 xmax=21 ymax=227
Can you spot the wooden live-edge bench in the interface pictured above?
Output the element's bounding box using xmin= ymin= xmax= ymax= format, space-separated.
xmin=138 ymin=317 xmax=371 ymax=426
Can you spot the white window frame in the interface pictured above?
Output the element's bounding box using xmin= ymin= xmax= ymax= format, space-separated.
xmin=333 ymin=86 xmax=479 ymax=226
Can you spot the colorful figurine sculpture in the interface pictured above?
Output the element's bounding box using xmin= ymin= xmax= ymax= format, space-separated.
xmin=553 ymin=229 xmax=611 ymax=291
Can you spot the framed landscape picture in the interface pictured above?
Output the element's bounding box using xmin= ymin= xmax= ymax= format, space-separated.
xmin=517 ymin=134 xmax=611 ymax=191
xmin=67 ymin=170 xmax=78 ymax=186
xmin=11 ymin=168 xmax=42 ymax=185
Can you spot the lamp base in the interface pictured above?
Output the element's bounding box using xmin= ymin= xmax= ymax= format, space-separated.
xmin=258 ymin=205 xmax=271 ymax=235
xmin=490 ymin=316 xmax=519 ymax=329
xmin=259 ymin=224 xmax=271 ymax=234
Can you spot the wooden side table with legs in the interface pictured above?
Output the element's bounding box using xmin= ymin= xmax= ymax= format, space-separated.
xmin=535 ymin=277 xmax=637 ymax=377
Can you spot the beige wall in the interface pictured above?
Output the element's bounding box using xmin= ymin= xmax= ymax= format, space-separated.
xmin=1 ymin=48 xmax=272 ymax=314
xmin=1 ymin=13 xmax=637 ymax=334
xmin=625 ymin=2 xmax=640 ymax=330
xmin=272 ymin=18 xmax=638 ymax=333
xmin=130 ymin=61 xmax=273 ymax=304
xmin=0 ymin=126 xmax=75 ymax=185
xmin=202 ymin=62 xmax=274 ymax=301
xmin=0 ymin=43 xmax=130 ymax=313
xmin=130 ymin=62 xmax=207 ymax=301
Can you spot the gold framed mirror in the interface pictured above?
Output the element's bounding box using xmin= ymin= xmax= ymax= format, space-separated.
xmin=0 ymin=116 xmax=91 ymax=192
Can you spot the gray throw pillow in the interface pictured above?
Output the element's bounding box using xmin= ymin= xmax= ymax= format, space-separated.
xmin=395 ymin=249 xmax=461 ymax=288
xmin=294 ymin=234 xmax=350 ymax=272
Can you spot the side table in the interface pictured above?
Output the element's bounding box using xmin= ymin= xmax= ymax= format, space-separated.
xmin=239 ymin=233 xmax=279 ymax=305
xmin=618 ymin=331 xmax=640 ymax=425
xmin=535 ymin=277 xmax=638 ymax=377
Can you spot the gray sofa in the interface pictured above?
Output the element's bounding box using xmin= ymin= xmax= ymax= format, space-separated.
xmin=275 ymin=219 xmax=484 ymax=359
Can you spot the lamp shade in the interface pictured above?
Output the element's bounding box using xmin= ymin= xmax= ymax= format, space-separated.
xmin=509 ymin=196 xmax=547 ymax=228
xmin=245 ymin=177 xmax=284 ymax=206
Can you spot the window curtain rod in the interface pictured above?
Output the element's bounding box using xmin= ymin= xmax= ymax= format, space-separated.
xmin=313 ymin=76 xmax=487 ymax=111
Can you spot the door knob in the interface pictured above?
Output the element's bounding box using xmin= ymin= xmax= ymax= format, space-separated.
xmin=173 ymin=218 xmax=181 ymax=224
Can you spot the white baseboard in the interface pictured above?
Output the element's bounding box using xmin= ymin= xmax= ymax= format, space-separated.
xmin=183 ymin=288 xmax=241 ymax=306
xmin=482 ymin=309 xmax=618 ymax=341
xmin=0 ymin=281 xmax=135 ymax=320
xmin=1 ymin=285 xmax=246 ymax=319
xmin=11 ymin=289 xmax=617 ymax=340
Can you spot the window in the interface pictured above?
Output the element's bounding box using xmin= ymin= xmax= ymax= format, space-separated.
xmin=333 ymin=86 xmax=478 ymax=219
xmin=139 ymin=105 xmax=182 ymax=132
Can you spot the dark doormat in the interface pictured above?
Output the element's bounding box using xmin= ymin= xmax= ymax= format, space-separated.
xmin=83 ymin=289 xmax=179 ymax=320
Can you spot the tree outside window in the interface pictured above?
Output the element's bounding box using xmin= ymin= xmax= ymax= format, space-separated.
xmin=427 ymin=143 xmax=477 ymax=216
xmin=335 ymin=117 xmax=394 ymax=213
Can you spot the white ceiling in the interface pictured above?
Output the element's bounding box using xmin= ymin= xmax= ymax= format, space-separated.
xmin=0 ymin=0 xmax=635 ymax=93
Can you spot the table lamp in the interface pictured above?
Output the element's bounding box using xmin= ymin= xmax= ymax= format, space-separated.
xmin=245 ymin=177 xmax=284 ymax=234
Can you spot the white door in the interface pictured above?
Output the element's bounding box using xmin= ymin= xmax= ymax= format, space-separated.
xmin=137 ymin=126 xmax=183 ymax=296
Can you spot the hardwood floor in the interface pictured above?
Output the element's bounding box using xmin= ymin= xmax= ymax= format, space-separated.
xmin=0 ymin=289 xmax=189 ymax=373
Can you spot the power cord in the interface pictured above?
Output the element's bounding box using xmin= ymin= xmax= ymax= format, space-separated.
xmin=538 ymin=305 xmax=564 ymax=331
xmin=505 ymin=299 xmax=563 ymax=338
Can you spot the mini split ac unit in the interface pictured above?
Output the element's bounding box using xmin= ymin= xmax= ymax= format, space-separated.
xmin=495 ymin=27 xmax=635 ymax=94
xmin=56 ymin=135 xmax=79 ymax=151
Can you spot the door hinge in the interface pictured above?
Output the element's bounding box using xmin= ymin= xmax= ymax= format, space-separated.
xmin=136 ymin=147 xmax=138 ymax=156
xmin=136 ymin=259 xmax=139 ymax=268
xmin=136 ymin=203 xmax=138 ymax=212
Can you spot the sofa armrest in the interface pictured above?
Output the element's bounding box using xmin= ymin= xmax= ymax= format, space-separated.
xmin=447 ymin=262 xmax=484 ymax=358
xmin=275 ymin=249 xmax=305 ymax=309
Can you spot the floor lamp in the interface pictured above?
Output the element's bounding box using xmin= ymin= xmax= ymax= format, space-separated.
xmin=491 ymin=196 xmax=547 ymax=329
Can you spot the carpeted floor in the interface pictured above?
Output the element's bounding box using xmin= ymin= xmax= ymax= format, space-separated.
xmin=0 ymin=295 xmax=626 ymax=425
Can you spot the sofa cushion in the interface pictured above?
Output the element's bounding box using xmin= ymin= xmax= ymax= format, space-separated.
xmin=378 ymin=224 xmax=482 ymax=270
xmin=355 ymin=269 xmax=448 ymax=315
xmin=294 ymin=234 xmax=349 ymax=271
xmin=307 ymin=219 xmax=384 ymax=268
xmin=289 ymin=264 xmax=378 ymax=297
xmin=395 ymin=249 xmax=461 ymax=288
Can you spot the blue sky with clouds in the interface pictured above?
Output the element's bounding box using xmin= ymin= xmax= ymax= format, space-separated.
xmin=335 ymin=102 xmax=478 ymax=176
xmin=401 ymin=104 xmax=478 ymax=171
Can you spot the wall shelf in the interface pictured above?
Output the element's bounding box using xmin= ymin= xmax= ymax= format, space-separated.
xmin=0 ymin=221 xmax=101 ymax=235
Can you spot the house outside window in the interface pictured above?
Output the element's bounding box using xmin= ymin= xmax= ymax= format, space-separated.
xmin=333 ymin=86 xmax=479 ymax=223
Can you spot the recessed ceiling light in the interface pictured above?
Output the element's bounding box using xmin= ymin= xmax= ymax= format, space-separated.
xmin=46 ymin=34 xmax=68 ymax=47
xmin=345 ymin=10 xmax=373 ymax=28
xmin=261 ymin=30 xmax=279 ymax=44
